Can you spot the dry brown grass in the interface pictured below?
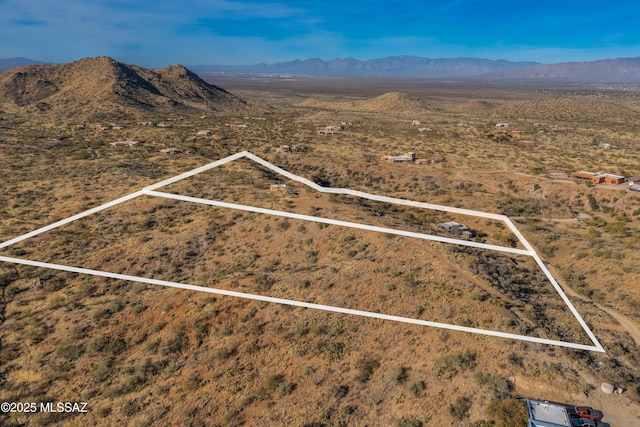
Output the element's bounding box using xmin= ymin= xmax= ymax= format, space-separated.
xmin=1 ymin=78 xmax=639 ymax=426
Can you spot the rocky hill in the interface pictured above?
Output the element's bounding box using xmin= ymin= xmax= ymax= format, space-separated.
xmin=299 ymin=91 xmax=434 ymax=112
xmin=0 ymin=56 xmax=250 ymax=119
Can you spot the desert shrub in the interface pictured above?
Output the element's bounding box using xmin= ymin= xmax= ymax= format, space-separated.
xmin=473 ymin=372 xmax=513 ymax=398
xmin=354 ymin=356 xmax=380 ymax=382
xmin=265 ymin=373 xmax=296 ymax=396
xmin=409 ymin=380 xmax=426 ymax=396
xmin=87 ymin=335 xmax=126 ymax=355
xmin=214 ymin=347 xmax=235 ymax=360
xmin=241 ymin=307 xmax=258 ymax=322
xmin=319 ymin=341 xmax=345 ymax=362
xmin=55 ymin=342 xmax=85 ymax=361
xmin=391 ymin=366 xmax=409 ymax=384
xmin=485 ymin=398 xmax=528 ymax=427
xmin=395 ymin=417 xmax=423 ymax=427
xmin=277 ymin=219 xmax=291 ymax=230
xmin=449 ymin=396 xmax=472 ymax=420
xmin=162 ymin=333 xmax=189 ymax=355
xmin=330 ymin=384 xmax=349 ymax=399
xmin=93 ymin=360 xmax=113 ymax=382
xmin=307 ymin=250 xmax=318 ymax=263
xmin=121 ymin=398 xmax=143 ymax=417
xmin=254 ymin=274 xmax=275 ymax=291
xmin=436 ymin=351 xmax=476 ymax=379
xmin=603 ymin=221 xmax=626 ymax=235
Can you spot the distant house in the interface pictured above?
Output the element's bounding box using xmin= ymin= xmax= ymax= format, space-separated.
xmin=160 ymin=148 xmax=180 ymax=155
xmin=436 ymin=222 xmax=476 ymax=239
xmin=381 ymin=152 xmax=433 ymax=164
xmin=490 ymin=130 xmax=521 ymax=138
xmin=317 ymin=125 xmax=340 ymax=136
xmin=496 ymin=123 xmax=509 ymax=128
xmin=110 ymin=140 xmax=139 ymax=147
xmin=197 ymin=130 xmax=213 ymax=136
xmin=157 ymin=123 xmax=171 ymax=128
xmin=270 ymin=183 xmax=287 ymax=191
xmin=411 ymin=120 xmax=421 ymax=126
xmin=278 ymin=145 xmax=291 ymax=153
xmin=572 ymin=171 xmax=625 ymax=185
xmin=382 ymin=152 xmax=416 ymax=163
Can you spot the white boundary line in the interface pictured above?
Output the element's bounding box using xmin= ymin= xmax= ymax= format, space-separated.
xmin=0 ymin=151 xmax=605 ymax=352
xmin=143 ymin=190 xmax=532 ymax=256
xmin=0 ymin=255 xmax=601 ymax=352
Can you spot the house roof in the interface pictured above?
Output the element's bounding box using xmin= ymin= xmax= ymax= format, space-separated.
xmin=526 ymin=400 xmax=571 ymax=427
xmin=601 ymin=173 xmax=625 ymax=179
xmin=573 ymin=171 xmax=596 ymax=178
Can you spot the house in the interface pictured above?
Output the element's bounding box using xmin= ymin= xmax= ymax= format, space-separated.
xmin=573 ymin=171 xmax=604 ymax=184
xmin=436 ymin=222 xmax=476 ymax=239
xmin=382 ymin=152 xmax=415 ymax=163
xmin=602 ymin=173 xmax=625 ymax=184
xmin=496 ymin=123 xmax=509 ymax=128
xmin=317 ymin=125 xmax=340 ymax=136
xmin=526 ymin=400 xmax=572 ymax=427
xmin=278 ymin=145 xmax=291 ymax=153
xmin=381 ymin=152 xmax=433 ymax=164
xmin=157 ymin=123 xmax=171 ymax=128
xmin=573 ymin=171 xmax=625 ymax=185
xmin=411 ymin=120 xmax=421 ymax=126
xmin=270 ymin=183 xmax=287 ymax=191
xmin=197 ymin=130 xmax=213 ymax=136
xmin=490 ymin=130 xmax=521 ymax=138
xmin=160 ymin=148 xmax=180 ymax=155
xmin=110 ymin=140 xmax=139 ymax=147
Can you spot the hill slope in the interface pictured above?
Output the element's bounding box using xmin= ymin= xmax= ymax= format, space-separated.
xmin=0 ymin=56 xmax=249 ymax=119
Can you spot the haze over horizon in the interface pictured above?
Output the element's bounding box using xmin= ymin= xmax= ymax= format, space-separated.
xmin=2 ymin=0 xmax=640 ymax=68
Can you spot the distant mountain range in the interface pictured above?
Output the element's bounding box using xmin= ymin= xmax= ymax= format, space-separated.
xmin=4 ymin=55 xmax=640 ymax=83
xmin=0 ymin=57 xmax=47 ymax=72
xmin=191 ymin=55 xmax=640 ymax=83
xmin=191 ymin=56 xmax=539 ymax=78
xmin=484 ymin=57 xmax=640 ymax=83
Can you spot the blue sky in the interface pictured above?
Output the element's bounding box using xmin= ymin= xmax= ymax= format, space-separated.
xmin=2 ymin=0 xmax=639 ymax=66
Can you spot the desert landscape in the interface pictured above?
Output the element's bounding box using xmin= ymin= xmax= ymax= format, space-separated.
xmin=0 ymin=57 xmax=639 ymax=426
